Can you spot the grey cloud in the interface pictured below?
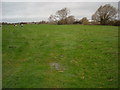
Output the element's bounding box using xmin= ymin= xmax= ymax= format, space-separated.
xmin=2 ymin=2 xmax=118 ymax=23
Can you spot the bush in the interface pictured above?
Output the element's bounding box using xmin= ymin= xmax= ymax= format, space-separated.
xmin=57 ymin=19 xmax=67 ymax=25
xmin=80 ymin=17 xmax=90 ymax=25
xmin=73 ymin=21 xmax=81 ymax=24
xmin=108 ymin=20 xmax=120 ymax=26
xmin=113 ymin=20 xmax=120 ymax=26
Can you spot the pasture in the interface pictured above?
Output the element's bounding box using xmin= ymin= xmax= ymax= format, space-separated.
xmin=2 ymin=24 xmax=118 ymax=88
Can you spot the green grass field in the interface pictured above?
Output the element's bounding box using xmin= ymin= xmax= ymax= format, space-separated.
xmin=2 ymin=24 xmax=118 ymax=88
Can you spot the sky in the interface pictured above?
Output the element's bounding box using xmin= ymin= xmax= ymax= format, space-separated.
xmin=2 ymin=2 xmax=118 ymax=23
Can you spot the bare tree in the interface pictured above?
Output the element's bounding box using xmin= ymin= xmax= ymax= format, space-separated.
xmin=48 ymin=15 xmax=57 ymax=24
xmin=56 ymin=8 xmax=70 ymax=21
xmin=92 ymin=4 xmax=117 ymax=25
xmin=48 ymin=7 xmax=71 ymax=24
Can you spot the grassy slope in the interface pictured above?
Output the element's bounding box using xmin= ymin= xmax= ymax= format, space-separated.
xmin=2 ymin=24 xmax=118 ymax=88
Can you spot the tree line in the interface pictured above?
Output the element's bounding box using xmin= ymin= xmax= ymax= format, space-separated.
xmin=48 ymin=4 xmax=120 ymax=26
xmin=2 ymin=4 xmax=120 ymax=26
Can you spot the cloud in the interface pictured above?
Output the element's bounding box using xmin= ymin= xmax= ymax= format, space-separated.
xmin=2 ymin=2 xmax=118 ymax=23
xmin=2 ymin=0 xmax=120 ymax=2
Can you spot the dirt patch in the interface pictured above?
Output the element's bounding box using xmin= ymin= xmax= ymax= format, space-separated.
xmin=49 ymin=62 xmax=64 ymax=72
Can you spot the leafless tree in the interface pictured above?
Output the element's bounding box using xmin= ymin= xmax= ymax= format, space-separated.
xmin=92 ymin=4 xmax=117 ymax=25
xmin=48 ymin=8 xmax=73 ymax=24
xmin=48 ymin=14 xmax=57 ymax=24
xmin=56 ymin=8 xmax=70 ymax=21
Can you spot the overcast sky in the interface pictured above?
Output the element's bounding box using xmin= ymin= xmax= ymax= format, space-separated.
xmin=2 ymin=2 xmax=118 ymax=23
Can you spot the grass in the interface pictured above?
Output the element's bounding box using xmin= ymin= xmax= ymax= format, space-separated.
xmin=2 ymin=24 xmax=118 ymax=88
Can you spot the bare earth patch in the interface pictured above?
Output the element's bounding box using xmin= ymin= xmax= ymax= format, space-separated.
xmin=49 ymin=62 xmax=64 ymax=72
